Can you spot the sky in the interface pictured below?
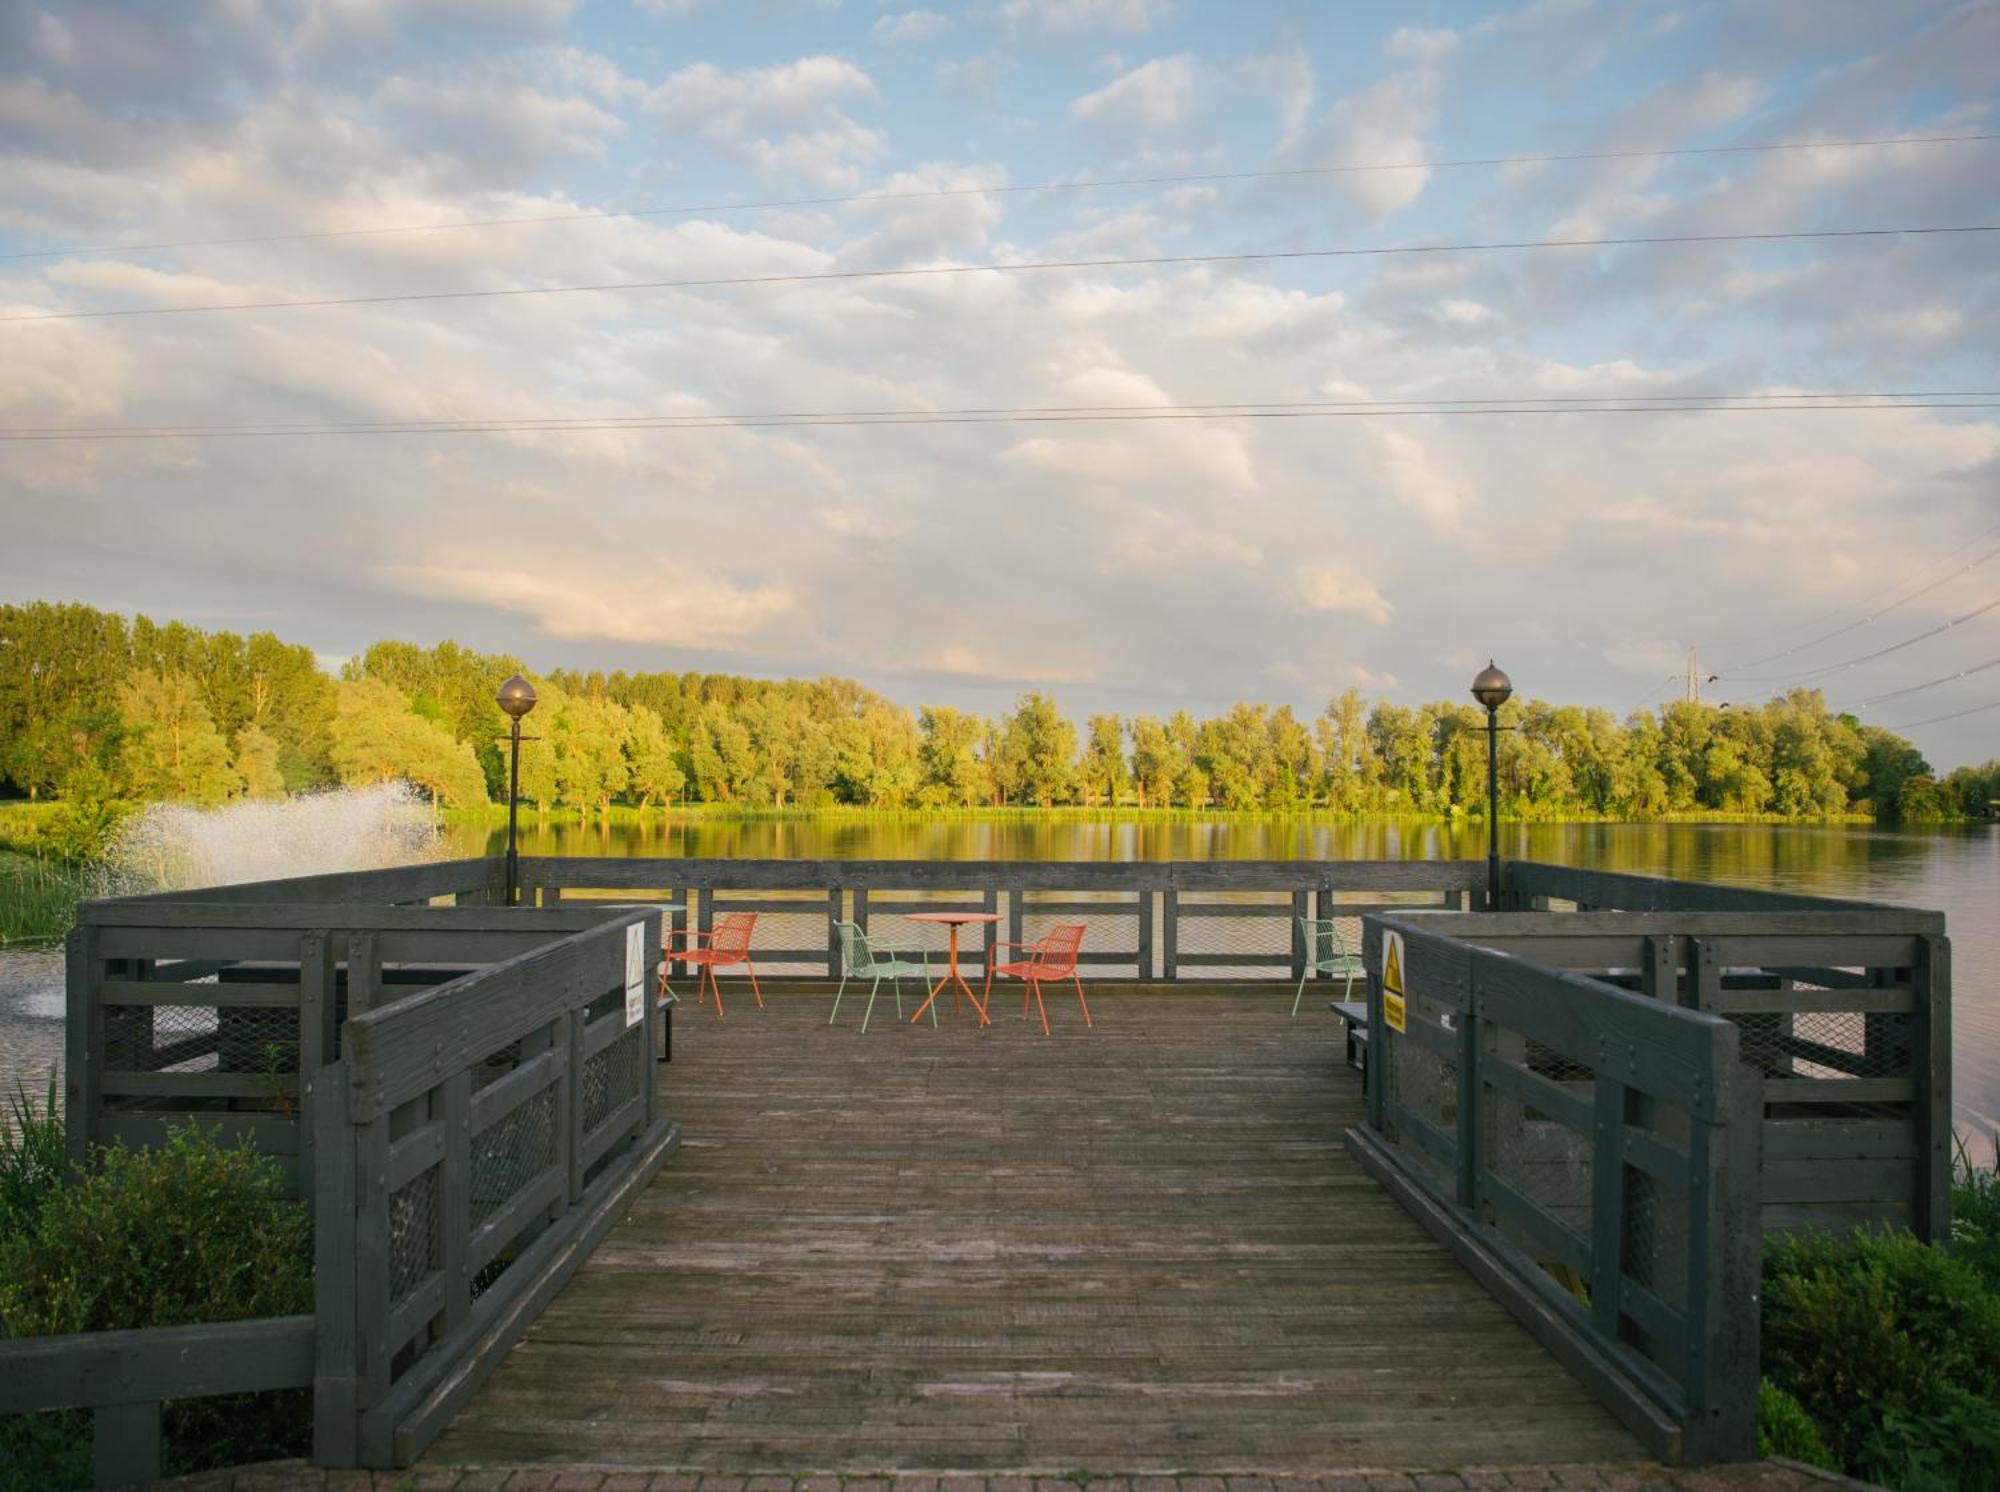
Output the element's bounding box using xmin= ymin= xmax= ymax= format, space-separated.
xmin=1 ymin=0 xmax=1997 ymax=766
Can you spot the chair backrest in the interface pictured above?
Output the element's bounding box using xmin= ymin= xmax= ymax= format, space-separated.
xmin=1299 ymin=916 xmax=1349 ymax=968
xmin=709 ymin=911 xmax=758 ymax=961
xmin=833 ymin=920 xmax=874 ymax=977
xmin=1031 ymin=923 xmax=1085 ymax=978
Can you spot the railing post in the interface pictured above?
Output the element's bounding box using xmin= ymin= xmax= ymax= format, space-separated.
xmin=347 ymin=930 xmax=380 ymax=1016
xmin=93 ymin=1399 xmax=161 ymax=1485
xmin=1680 ymin=937 xmax=1719 ymax=1011
xmin=440 ymin=1070 xmax=472 ymax=1332
xmin=1136 ymin=884 xmax=1154 ymax=979
xmin=1589 ymin=1073 xmax=1629 ymax=1344
xmin=1364 ymin=920 xmax=1385 ymax=1131
xmin=297 ymin=932 xmax=333 ymax=1212
xmin=1914 ymin=934 xmax=1953 ymax=1243
xmin=1456 ymin=949 xmax=1480 ymax=1210
xmin=64 ymin=923 xmax=101 ymax=1173
xmin=1685 ymin=1039 xmax=1762 ymax=1462
xmin=313 ymin=1060 xmax=360 ymax=1467
xmin=1638 ymin=935 xmax=1674 ymax=1003
xmin=1163 ymin=887 xmax=1179 ymax=982
xmin=565 ymin=1008 xmax=587 ymax=1206
xmin=826 ymin=888 xmax=842 ymax=978
xmin=1290 ymin=889 xmax=1308 ymax=984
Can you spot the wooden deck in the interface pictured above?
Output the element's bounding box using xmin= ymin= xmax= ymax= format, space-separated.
xmin=424 ymin=989 xmax=1641 ymax=1475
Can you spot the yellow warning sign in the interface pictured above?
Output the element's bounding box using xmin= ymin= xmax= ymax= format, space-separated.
xmin=1382 ymin=929 xmax=1407 ymax=1033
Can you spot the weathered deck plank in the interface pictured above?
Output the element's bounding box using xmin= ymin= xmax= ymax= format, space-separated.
xmin=425 ymin=992 xmax=1639 ymax=1473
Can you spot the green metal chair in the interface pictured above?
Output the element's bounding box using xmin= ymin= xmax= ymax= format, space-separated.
xmin=831 ymin=920 xmax=937 ymax=1033
xmin=1295 ymin=916 xmax=1365 ymax=1018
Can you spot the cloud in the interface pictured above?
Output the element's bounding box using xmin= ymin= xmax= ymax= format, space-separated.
xmin=379 ymin=565 xmax=798 ymax=649
xmin=998 ymin=0 xmax=1173 ymax=34
xmin=645 ymin=55 xmax=881 ymax=185
xmin=1068 ymin=55 xmax=1198 ymax=133
xmin=872 ymin=9 xmax=950 ymax=43
xmin=1276 ymin=25 xmax=1457 ymax=218
xmin=1290 ymin=566 xmax=1394 ymax=624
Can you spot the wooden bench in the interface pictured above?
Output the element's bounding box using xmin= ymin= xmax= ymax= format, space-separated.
xmin=1330 ymin=999 xmax=1368 ymax=1072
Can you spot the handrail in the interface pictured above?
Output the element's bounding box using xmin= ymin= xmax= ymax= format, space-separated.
xmin=0 ymin=1315 xmax=314 ymax=1486
xmin=1350 ymin=913 xmax=1763 ymax=1464
xmin=311 ymin=908 xmax=678 ymax=1468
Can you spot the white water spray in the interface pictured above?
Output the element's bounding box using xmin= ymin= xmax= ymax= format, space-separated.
xmin=103 ymin=782 xmax=445 ymax=895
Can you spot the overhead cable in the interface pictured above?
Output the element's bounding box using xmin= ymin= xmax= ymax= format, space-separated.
xmin=6 ymin=131 xmax=1994 ymax=263
xmin=3 ymin=398 xmax=1996 ymax=442
xmin=5 ymin=223 xmax=1995 ymax=325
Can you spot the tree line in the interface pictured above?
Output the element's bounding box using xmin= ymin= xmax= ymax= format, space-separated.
xmin=1 ymin=601 xmax=1994 ymax=825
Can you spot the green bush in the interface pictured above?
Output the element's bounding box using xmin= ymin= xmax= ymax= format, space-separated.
xmin=1952 ymin=1133 xmax=2000 ymax=1294
xmin=1757 ymin=1377 xmax=1834 ymax=1466
xmin=0 ymin=1072 xmax=65 ymax=1236
xmin=1764 ymin=1226 xmax=2000 ymax=1491
xmin=0 ymin=1123 xmax=314 ymax=1487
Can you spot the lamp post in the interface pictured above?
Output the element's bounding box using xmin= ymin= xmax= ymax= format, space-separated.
xmin=1470 ymin=661 xmax=1513 ymax=911
xmin=496 ymin=674 xmax=539 ymax=907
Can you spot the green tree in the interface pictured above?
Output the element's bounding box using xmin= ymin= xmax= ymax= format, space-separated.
xmin=233 ymin=725 xmax=287 ymax=801
xmin=554 ymin=693 xmax=630 ymax=818
xmin=1078 ymin=714 xmax=1129 ymax=807
xmin=328 ymin=678 xmax=488 ymax=809
xmin=117 ymin=669 xmax=242 ymax=805
xmin=918 ymin=706 xmax=986 ymax=808
xmin=998 ymin=694 xmax=1077 ymax=807
xmin=1128 ymin=715 xmax=1180 ymax=809
xmin=0 ymin=602 xmax=133 ymax=798
xmin=625 ymin=704 xmax=686 ymax=809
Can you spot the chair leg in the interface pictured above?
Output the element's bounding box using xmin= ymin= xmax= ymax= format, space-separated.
xmin=893 ymin=974 xmax=904 ymax=1019
xmin=1073 ymin=974 xmax=1093 ymax=1028
xmin=747 ymin=959 xmax=764 ymax=1008
xmin=862 ymin=977 xmax=880 ymax=1034
xmin=1292 ymin=966 xmax=1309 ymax=1019
xmin=830 ymin=973 xmax=847 ymax=1025
xmin=1022 ymin=979 xmax=1032 ymax=1020
xmin=1032 ymin=978 xmax=1050 ymax=1037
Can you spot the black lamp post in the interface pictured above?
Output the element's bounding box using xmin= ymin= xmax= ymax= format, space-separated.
xmin=496 ymin=674 xmax=538 ymax=906
xmin=1470 ymin=661 xmax=1513 ymax=911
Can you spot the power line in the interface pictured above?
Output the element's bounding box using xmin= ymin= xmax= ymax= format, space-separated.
xmin=7 ymin=131 xmax=1994 ymax=264
xmin=6 ymin=389 xmax=1989 ymax=436
xmin=3 ymin=399 xmax=1994 ymax=443
xmin=1725 ymin=593 xmax=2000 ymax=684
xmin=1883 ymin=698 xmax=2000 ymax=731
xmin=1844 ymin=655 xmax=2000 ymax=709
xmin=5 ymin=223 xmax=1994 ymax=325
xmin=1711 ymin=525 xmax=2000 ymax=675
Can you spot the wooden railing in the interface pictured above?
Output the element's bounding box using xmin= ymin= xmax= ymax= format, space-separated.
xmin=519 ymin=856 xmax=1487 ymax=981
xmin=1348 ymin=914 xmax=1763 ymax=1465
xmin=1415 ymin=906 xmax=1952 ymax=1240
xmin=0 ymin=1316 xmax=315 ymax=1486
xmin=66 ymin=898 xmax=650 ymax=1198
xmin=311 ymin=908 xmax=677 ymax=1467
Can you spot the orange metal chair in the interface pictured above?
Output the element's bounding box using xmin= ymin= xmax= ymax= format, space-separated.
xmin=668 ymin=911 xmax=763 ymax=1017
xmin=983 ymin=923 xmax=1091 ymax=1037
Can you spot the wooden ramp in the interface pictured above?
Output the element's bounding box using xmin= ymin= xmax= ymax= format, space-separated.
xmin=424 ymin=991 xmax=1640 ymax=1474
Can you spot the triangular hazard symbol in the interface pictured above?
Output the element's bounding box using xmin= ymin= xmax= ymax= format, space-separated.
xmin=1383 ymin=936 xmax=1404 ymax=995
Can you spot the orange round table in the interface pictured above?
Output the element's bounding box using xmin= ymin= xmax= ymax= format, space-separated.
xmin=902 ymin=912 xmax=1000 ymax=1026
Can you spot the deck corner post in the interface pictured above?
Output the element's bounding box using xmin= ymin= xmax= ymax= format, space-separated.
xmin=1914 ymin=933 xmax=1953 ymax=1243
xmin=1685 ymin=1038 xmax=1763 ymax=1464
xmin=312 ymin=1059 xmax=361 ymax=1467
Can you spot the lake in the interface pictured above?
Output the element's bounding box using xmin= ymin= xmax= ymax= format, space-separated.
xmin=4 ymin=817 xmax=1995 ymax=1139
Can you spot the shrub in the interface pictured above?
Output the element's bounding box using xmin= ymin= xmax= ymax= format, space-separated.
xmin=0 ymin=1072 xmax=65 ymax=1236
xmin=0 ymin=1123 xmax=314 ymax=1486
xmin=1757 ymin=1377 xmax=1833 ymax=1467
xmin=1764 ymin=1226 xmax=2000 ymax=1490
xmin=1952 ymin=1133 xmax=2000 ymax=1294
